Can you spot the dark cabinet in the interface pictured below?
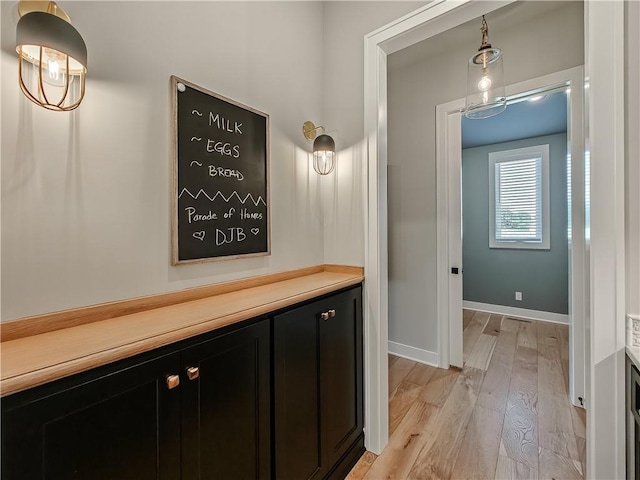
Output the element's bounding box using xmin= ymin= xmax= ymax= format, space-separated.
xmin=319 ymin=289 xmax=364 ymax=474
xmin=274 ymin=286 xmax=364 ymax=480
xmin=1 ymin=286 xmax=363 ymax=480
xmin=628 ymin=356 xmax=640 ymax=479
xmin=181 ymin=319 xmax=271 ymax=480
xmin=1 ymin=350 xmax=182 ymax=480
xmin=1 ymin=319 xmax=270 ymax=480
xmin=274 ymin=299 xmax=324 ymax=480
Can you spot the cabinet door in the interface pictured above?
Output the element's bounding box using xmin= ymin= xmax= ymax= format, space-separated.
xmin=319 ymin=287 xmax=364 ymax=474
xmin=1 ymin=351 xmax=182 ymax=480
xmin=274 ymin=301 xmax=324 ymax=480
xmin=274 ymin=286 xmax=364 ymax=480
xmin=181 ymin=319 xmax=271 ymax=480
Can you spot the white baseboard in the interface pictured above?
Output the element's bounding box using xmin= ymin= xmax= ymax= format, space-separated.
xmin=463 ymin=301 xmax=569 ymax=325
xmin=388 ymin=341 xmax=439 ymax=366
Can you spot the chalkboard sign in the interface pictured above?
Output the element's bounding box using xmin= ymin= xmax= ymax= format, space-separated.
xmin=171 ymin=76 xmax=270 ymax=264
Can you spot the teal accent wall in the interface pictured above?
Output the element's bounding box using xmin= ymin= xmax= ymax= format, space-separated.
xmin=462 ymin=133 xmax=568 ymax=314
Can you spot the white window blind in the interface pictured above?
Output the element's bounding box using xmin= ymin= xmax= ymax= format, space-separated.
xmin=489 ymin=144 xmax=550 ymax=249
xmin=495 ymin=157 xmax=542 ymax=241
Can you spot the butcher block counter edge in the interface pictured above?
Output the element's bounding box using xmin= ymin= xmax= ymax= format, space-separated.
xmin=0 ymin=264 xmax=364 ymax=397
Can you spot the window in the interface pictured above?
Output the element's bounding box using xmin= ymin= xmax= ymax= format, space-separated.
xmin=489 ymin=144 xmax=550 ymax=249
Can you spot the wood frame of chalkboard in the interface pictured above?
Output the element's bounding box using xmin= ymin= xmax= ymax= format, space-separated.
xmin=171 ymin=76 xmax=271 ymax=265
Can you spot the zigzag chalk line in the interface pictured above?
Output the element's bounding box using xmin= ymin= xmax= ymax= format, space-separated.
xmin=178 ymin=188 xmax=267 ymax=207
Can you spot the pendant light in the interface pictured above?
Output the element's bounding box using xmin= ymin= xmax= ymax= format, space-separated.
xmin=16 ymin=1 xmax=87 ymax=111
xmin=302 ymin=121 xmax=336 ymax=175
xmin=464 ymin=15 xmax=506 ymax=119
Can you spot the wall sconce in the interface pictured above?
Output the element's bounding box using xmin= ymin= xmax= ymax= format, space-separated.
xmin=464 ymin=15 xmax=506 ymax=119
xmin=303 ymin=121 xmax=336 ymax=175
xmin=16 ymin=1 xmax=87 ymax=111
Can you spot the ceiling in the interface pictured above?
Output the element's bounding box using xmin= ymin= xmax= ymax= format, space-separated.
xmin=461 ymin=90 xmax=568 ymax=148
xmin=388 ymin=1 xmax=578 ymax=71
xmin=386 ymin=1 xmax=574 ymax=148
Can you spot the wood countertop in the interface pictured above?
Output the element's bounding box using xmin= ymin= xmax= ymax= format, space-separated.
xmin=1 ymin=265 xmax=363 ymax=397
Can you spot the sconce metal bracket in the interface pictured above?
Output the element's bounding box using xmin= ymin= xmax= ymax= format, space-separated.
xmin=303 ymin=121 xmax=324 ymax=141
xmin=18 ymin=1 xmax=70 ymax=21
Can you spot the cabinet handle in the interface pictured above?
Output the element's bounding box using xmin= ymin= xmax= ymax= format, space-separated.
xmin=166 ymin=374 xmax=180 ymax=390
xmin=320 ymin=312 xmax=330 ymax=321
xmin=186 ymin=366 xmax=200 ymax=381
xmin=328 ymin=309 xmax=336 ymax=318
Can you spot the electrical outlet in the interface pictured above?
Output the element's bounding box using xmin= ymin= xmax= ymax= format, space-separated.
xmin=515 ymin=291 xmax=522 ymax=301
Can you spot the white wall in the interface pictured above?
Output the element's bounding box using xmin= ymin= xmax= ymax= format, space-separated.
xmin=626 ymin=0 xmax=640 ymax=318
xmin=1 ymin=1 xmax=427 ymax=321
xmin=1 ymin=1 xmax=326 ymax=320
xmin=320 ymin=1 xmax=425 ymax=266
xmin=386 ymin=2 xmax=584 ymax=354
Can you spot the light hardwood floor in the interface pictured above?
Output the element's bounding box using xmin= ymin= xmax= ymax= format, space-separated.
xmin=346 ymin=310 xmax=586 ymax=480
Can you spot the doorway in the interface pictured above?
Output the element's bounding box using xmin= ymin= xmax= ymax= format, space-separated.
xmin=364 ymin=2 xmax=625 ymax=475
xmin=461 ymin=89 xmax=571 ymax=369
xmin=435 ymin=68 xmax=586 ymax=406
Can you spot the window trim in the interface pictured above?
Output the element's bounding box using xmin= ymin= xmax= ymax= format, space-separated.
xmin=488 ymin=144 xmax=550 ymax=250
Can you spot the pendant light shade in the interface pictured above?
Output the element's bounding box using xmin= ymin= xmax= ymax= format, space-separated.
xmin=464 ymin=16 xmax=506 ymax=119
xmin=16 ymin=3 xmax=87 ymax=111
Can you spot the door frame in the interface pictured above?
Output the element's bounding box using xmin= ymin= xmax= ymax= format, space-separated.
xmin=363 ymin=0 xmax=515 ymax=454
xmin=363 ymin=1 xmax=626 ymax=477
xmin=435 ymin=67 xmax=586 ymax=407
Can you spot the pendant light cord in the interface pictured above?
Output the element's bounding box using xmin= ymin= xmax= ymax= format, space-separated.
xmin=479 ymin=15 xmax=492 ymax=51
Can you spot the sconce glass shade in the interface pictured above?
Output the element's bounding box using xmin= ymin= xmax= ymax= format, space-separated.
xmin=16 ymin=11 xmax=87 ymax=111
xmin=464 ymin=46 xmax=506 ymax=119
xmin=313 ymin=134 xmax=336 ymax=175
